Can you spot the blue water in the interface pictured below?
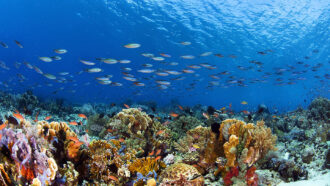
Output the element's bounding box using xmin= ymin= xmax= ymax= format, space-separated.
xmin=0 ymin=0 xmax=329 ymax=112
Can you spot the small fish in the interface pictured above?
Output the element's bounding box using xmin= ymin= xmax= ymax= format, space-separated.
xmin=242 ymin=110 xmax=250 ymax=114
xmin=85 ymin=68 xmax=102 ymax=73
xmin=67 ymin=136 xmax=80 ymax=143
xmin=170 ymin=112 xmax=179 ymax=117
xmin=137 ymin=69 xmax=155 ymax=73
xmin=192 ymin=144 xmax=200 ymax=149
xmin=124 ymin=43 xmax=141 ymax=48
xmin=181 ymin=55 xmax=195 ymax=59
xmin=34 ymin=111 xmax=40 ymax=122
xmin=51 ymin=56 xmax=62 ymax=60
xmin=108 ymin=175 xmax=119 ymax=182
xmin=118 ymin=138 xmax=125 ymax=142
xmin=43 ymin=73 xmax=56 ymax=80
xmin=119 ymin=59 xmax=131 ymax=64
xmin=155 ymin=156 xmax=162 ymax=161
xmin=160 ymin=53 xmax=171 ymax=57
xmin=14 ymin=40 xmax=23 ymax=48
xmin=102 ymin=58 xmax=117 ymax=64
xmin=69 ymin=121 xmax=78 ymax=125
xmin=156 ymin=149 xmax=162 ymax=156
xmin=78 ymin=114 xmax=87 ymax=119
xmin=39 ymin=57 xmax=53 ymax=62
xmin=156 ymin=80 xmax=171 ymax=85
xmin=182 ymin=69 xmax=195 ymax=73
xmin=141 ymin=53 xmax=154 ymax=58
xmin=59 ymin=72 xmax=69 ymax=76
xmin=149 ymin=150 xmax=155 ymax=156
xmin=241 ymin=101 xmax=248 ymax=105
xmin=13 ymin=112 xmax=24 ymax=121
xmin=272 ymin=115 xmax=277 ymax=118
xmin=214 ymin=54 xmax=224 ymax=58
xmin=178 ymin=105 xmax=183 ymax=110
xmin=45 ymin=116 xmax=52 ymax=120
xmin=123 ymin=76 xmax=137 ymax=81
xmin=0 ymin=41 xmax=8 ymax=48
xmin=202 ymin=112 xmax=209 ymax=119
xmin=152 ymin=57 xmax=165 ymax=61
xmin=133 ymin=82 xmax=145 ymax=86
xmin=54 ymin=49 xmax=68 ymax=54
xmin=0 ymin=123 xmax=7 ymax=130
xmin=180 ymin=41 xmax=191 ymax=45
xmin=220 ymin=107 xmax=226 ymax=111
xmin=200 ymin=52 xmax=212 ymax=56
xmin=124 ymin=104 xmax=130 ymax=109
xmin=156 ymin=130 xmax=165 ymax=136
xmin=80 ymin=60 xmax=95 ymax=65
xmin=156 ymin=72 xmax=169 ymax=76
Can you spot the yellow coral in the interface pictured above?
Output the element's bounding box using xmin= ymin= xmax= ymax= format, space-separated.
xmin=30 ymin=178 xmax=41 ymax=186
xmin=251 ymin=120 xmax=277 ymax=159
xmin=223 ymin=135 xmax=239 ymax=167
xmin=128 ymin=157 xmax=166 ymax=176
xmin=48 ymin=158 xmax=58 ymax=181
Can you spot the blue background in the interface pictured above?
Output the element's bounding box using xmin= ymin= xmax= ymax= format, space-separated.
xmin=0 ymin=0 xmax=329 ymax=112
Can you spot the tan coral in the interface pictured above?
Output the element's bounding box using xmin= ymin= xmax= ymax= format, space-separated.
xmin=159 ymin=163 xmax=204 ymax=186
xmin=223 ymin=135 xmax=239 ymax=167
xmin=115 ymin=108 xmax=152 ymax=136
xmin=37 ymin=121 xmax=77 ymax=140
xmin=251 ymin=120 xmax=277 ymax=159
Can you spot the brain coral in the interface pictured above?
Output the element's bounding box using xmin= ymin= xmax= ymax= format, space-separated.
xmin=159 ymin=163 xmax=204 ymax=186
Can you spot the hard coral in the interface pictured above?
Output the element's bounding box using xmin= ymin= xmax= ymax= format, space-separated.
xmin=115 ymin=108 xmax=151 ymax=136
xmin=159 ymin=163 xmax=204 ymax=186
xmin=128 ymin=157 xmax=166 ymax=176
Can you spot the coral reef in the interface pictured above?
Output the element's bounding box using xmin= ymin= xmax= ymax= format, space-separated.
xmin=168 ymin=115 xmax=203 ymax=141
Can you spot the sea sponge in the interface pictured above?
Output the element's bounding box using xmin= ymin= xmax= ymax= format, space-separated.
xmin=223 ymin=135 xmax=239 ymax=167
xmin=128 ymin=157 xmax=166 ymax=176
xmin=159 ymin=163 xmax=204 ymax=186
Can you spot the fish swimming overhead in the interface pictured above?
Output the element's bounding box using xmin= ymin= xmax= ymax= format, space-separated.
xmin=84 ymin=68 xmax=103 ymax=73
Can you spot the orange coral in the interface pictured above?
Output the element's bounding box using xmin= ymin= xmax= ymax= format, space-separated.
xmin=128 ymin=157 xmax=166 ymax=176
xmin=223 ymin=135 xmax=239 ymax=167
xmin=20 ymin=165 xmax=34 ymax=181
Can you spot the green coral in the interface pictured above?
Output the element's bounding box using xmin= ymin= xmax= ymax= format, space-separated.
xmin=87 ymin=114 xmax=109 ymax=137
xmin=168 ymin=116 xmax=203 ymax=141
